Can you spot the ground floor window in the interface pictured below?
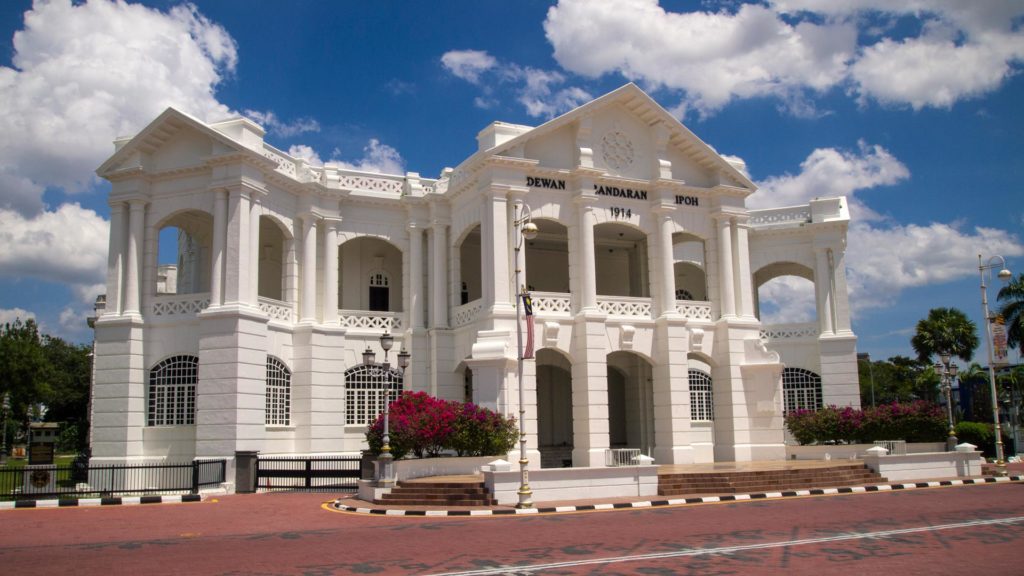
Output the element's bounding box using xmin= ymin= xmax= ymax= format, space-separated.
xmin=266 ymin=356 xmax=291 ymax=426
xmin=148 ymin=355 xmax=198 ymax=426
xmin=689 ymin=369 xmax=714 ymax=421
xmin=344 ymin=364 xmax=404 ymax=425
xmin=783 ymin=367 xmax=823 ymax=412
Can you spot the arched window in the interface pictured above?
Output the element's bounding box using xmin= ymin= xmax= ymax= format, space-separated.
xmin=369 ymin=271 xmax=390 ymax=312
xmin=675 ymin=288 xmax=694 ymax=301
xmin=344 ymin=364 xmax=404 ymax=426
xmin=689 ymin=369 xmax=714 ymax=421
xmin=266 ymin=356 xmax=291 ymax=426
xmin=148 ymin=355 xmax=198 ymax=426
xmin=783 ymin=367 xmax=823 ymax=412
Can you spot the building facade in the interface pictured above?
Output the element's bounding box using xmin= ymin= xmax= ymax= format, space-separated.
xmin=91 ymin=84 xmax=858 ymax=471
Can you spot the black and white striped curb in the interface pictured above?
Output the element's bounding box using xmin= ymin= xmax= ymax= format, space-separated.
xmin=330 ymin=475 xmax=1024 ymax=517
xmin=0 ymin=493 xmax=203 ymax=510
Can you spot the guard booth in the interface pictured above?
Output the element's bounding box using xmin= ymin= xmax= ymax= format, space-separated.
xmin=28 ymin=422 xmax=59 ymax=465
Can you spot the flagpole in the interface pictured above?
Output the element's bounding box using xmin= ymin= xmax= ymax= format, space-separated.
xmin=513 ymin=203 xmax=537 ymax=509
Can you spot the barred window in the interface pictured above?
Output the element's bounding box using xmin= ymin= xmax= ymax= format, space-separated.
xmin=675 ymin=288 xmax=694 ymax=300
xmin=266 ymin=356 xmax=291 ymax=426
xmin=148 ymin=355 xmax=198 ymax=426
xmin=344 ymin=364 xmax=404 ymax=426
xmin=689 ymin=369 xmax=714 ymax=421
xmin=783 ymin=367 xmax=823 ymax=412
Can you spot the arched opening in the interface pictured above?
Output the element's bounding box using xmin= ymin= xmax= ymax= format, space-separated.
xmin=525 ymin=219 xmax=569 ymax=293
xmin=688 ymin=354 xmax=716 ymax=461
xmin=607 ymin=351 xmax=654 ymax=454
xmin=594 ymin=223 xmax=649 ymax=297
xmin=753 ymin=262 xmax=816 ymax=324
xmin=265 ymin=356 xmax=291 ymax=426
xmin=257 ymin=216 xmax=289 ymax=301
xmin=338 ymin=237 xmax=404 ymax=312
xmin=536 ymin=348 xmax=573 ymax=468
xmin=344 ymin=363 xmax=405 ymax=426
xmin=458 ymin=224 xmax=482 ymax=305
xmin=148 ymin=355 xmax=198 ymax=426
xmin=673 ymin=232 xmax=708 ymax=301
xmin=783 ymin=367 xmax=823 ymax=413
xmin=156 ymin=211 xmax=213 ymax=295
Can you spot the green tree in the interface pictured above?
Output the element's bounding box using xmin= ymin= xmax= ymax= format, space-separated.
xmin=911 ymin=307 xmax=979 ymax=363
xmin=997 ymin=272 xmax=1024 ymax=356
xmin=0 ymin=319 xmax=52 ymax=441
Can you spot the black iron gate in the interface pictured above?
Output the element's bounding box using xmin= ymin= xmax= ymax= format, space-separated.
xmin=254 ymin=456 xmax=361 ymax=492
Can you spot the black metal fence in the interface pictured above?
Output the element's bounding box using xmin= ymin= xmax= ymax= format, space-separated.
xmin=255 ymin=455 xmax=361 ymax=492
xmin=0 ymin=459 xmax=226 ymax=501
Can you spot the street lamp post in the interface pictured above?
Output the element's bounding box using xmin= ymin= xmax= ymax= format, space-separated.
xmin=513 ymin=202 xmax=538 ymax=509
xmin=935 ymin=352 xmax=959 ymax=451
xmin=363 ymin=331 xmax=410 ymax=487
xmin=979 ymin=254 xmax=1012 ymax=476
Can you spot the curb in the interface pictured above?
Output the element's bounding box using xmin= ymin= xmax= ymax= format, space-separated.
xmin=330 ymin=475 xmax=1024 ymax=517
xmin=0 ymin=493 xmax=203 ymax=510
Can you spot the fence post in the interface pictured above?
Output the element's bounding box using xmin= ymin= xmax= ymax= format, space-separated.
xmin=235 ymin=450 xmax=259 ymax=494
xmin=305 ymin=458 xmax=312 ymax=489
xmin=191 ymin=460 xmax=200 ymax=494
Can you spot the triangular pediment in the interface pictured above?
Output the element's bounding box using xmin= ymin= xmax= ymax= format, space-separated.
xmin=96 ymin=108 xmax=256 ymax=178
xmin=484 ymin=84 xmax=754 ymax=191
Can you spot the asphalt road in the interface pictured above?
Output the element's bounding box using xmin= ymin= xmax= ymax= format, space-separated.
xmin=2 ymin=482 xmax=1023 ymax=575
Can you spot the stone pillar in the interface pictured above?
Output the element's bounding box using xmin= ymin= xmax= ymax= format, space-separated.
xmin=734 ymin=216 xmax=755 ymax=319
xmin=831 ymin=245 xmax=853 ymax=334
xmin=814 ymin=246 xmax=834 ymax=335
xmin=483 ymin=191 xmax=511 ymax=310
xmin=300 ymin=215 xmax=318 ymax=323
xmin=210 ymin=189 xmax=228 ymax=307
xmin=408 ymin=220 xmax=425 ymax=329
xmin=322 ymin=218 xmax=339 ymax=324
xmin=656 ymin=209 xmax=677 ymax=317
xmin=576 ymin=199 xmax=598 ymax=312
xmin=105 ymin=202 xmax=125 ymax=315
xmin=249 ymin=196 xmax=261 ymax=304
xmin=431 ymin=221 xmax=448 ymax=328
xmin=715 ymin=215 xmax=735 ymax=318
xmin=123 ymin=199 xmax=146 ymax=316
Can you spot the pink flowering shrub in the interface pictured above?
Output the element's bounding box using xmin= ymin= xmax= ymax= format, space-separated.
xmin=786 ymin=401 xmax=946 ymax=445
xmin=365 ymin=392 xmax=518 ymax=459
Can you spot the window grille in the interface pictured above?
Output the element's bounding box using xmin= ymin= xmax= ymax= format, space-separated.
xmin=689 ymin=369 xmax=714 ymax=421
xmin=266 ymin=356 xmax=291 ymax=426
xmin=369 ymin=272 xmax=389 ymax=287
xmin=675 ymin=288 xmax=694 ymax=300
xmin=344 ymin=364 xmax=404 ymax=426
xmin=148 ymin=355 xmax=198 ymax=426
xmin=783 ymin=367 xmax=823 ymax=412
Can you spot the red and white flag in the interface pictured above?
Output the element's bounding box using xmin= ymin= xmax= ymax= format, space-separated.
xmin=522 ymin=291 xmax=535 ymax=360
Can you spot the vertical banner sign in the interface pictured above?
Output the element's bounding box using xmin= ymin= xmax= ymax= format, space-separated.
xmin=522 ymin=291 xmax=535 ymax=360
xmin=991 ymin=315 xmax=1009 ymax=367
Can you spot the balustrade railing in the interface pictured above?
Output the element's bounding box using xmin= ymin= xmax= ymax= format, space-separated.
xmin=531 ymin=292 xmax=571 ymax=315
xmin=338 ymin=310 xmax=403 ymax=330
xmin=749 ymin=206 xmax=812 ymax=228
xmin=675 ymin=300 xmax=713 ymax=321
xmin=450 ymin=300 xmax=485 ymax=327
xmin=759 ymin=322 xmax=819 ymax=342
xmin=258 ymin=297 xmax=295 ymax=322
xmin=151 ymin=293 xmax=211 ymax=317
xmin=597 ymin=296 xmax=652 ymax=318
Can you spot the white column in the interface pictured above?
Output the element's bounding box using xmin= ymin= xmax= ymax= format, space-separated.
xmin=105 ymin=202 xmax=125 ymax=315
xmin=831 ymin=245 xmax=853 ymax=334
xmin=408 ymin=221 xmax=425 ymax=329
xmin=485 ymin=192 xmax=511 ymax=308
xmin=210 ymin=189 xmax=228 ymax=307
xmin=300 ymin=215 xmax=318 ymax=322
xmin=734 ymin=216 xmax=755 ymax=318
xmin=577 ymin=200 xmax=598 ymax=311
xmin=322 ymin=219 xmax=339 ymax=324
xmin=716 ymin=215 xmax=735 ymax=318
xmin=657 ymin=210 xmax=676 ymax=316
xmin=814 ymin=247 xmax=834 ymax=335
xmin=224 ymin=189 xmax=250 ymax=305
xmin=249 ymin=195 xmax=261 ymax=304
xmin=124 ymin=199 xmax=146 ymax=315
xmin=432 ymin=221 xmax=448 ymax=328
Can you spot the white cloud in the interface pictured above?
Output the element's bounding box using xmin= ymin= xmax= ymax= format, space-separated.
xmin=544 ymin=0 xmax=856 ymax=116
xmin=0 ymin=204 xmax=108 ymax=301
xmin=0 ymin=0 xmax=237 ymax=216
xmin=0 ymin=308 xmax=36 ymax=326
xmin=244 ymin=109 xmax=320 ymax=138
xmin=330 ymin=139 xmax=405 ymax=175
xmin=517 ymin=69 xmax=593 ymax=118
xmin=757 ymin=276 xmax=817 ymax=324
xmin=58 ymin=306 xmax=91 ymax=336
xmin=441 ymin=50 xmax=497 ymax=84
xmin=750 ymin=141 xmax=909 ymax=213
xmin=287 ymin=144 xmax=323 ymax=167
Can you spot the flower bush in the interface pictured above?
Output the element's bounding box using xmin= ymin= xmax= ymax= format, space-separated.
xmin=955 ymin=421 xmax=1014 ymax=457
xmin=785 ymin=401 xmax=946 ymax=445
xmin=365 ymin=392 xmax=519 ymax=459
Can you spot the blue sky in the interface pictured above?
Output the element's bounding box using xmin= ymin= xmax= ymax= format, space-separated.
xmin=0 ymin=0 xmax=1022 ymax=366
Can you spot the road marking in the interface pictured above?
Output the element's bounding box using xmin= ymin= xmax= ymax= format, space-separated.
xmin=428 ymin=516 xmax=1024 ymax=575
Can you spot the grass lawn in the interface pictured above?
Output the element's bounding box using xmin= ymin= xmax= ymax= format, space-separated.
xmin=2 ymin=455 xmax=76 ymax=469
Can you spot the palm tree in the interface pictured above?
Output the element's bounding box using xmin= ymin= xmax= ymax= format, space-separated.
xmin=997 ymin=272 xmax=1024 ymax=356
xmin=911 ymin=307 xmax=979 ymax=363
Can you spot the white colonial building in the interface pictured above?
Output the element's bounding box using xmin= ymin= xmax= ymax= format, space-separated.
xmin=91 ymin=84 xmax=857 ymax=472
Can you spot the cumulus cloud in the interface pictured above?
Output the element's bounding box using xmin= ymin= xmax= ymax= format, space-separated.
xmin=757 ymin=277 xmax=817 ymax=324
xmin=0 ymin=308 xmax=37 ymax=326
xmin=540 ymin=0 xmax=1024 ymax=116
xmin=750 ymin=141 xmax=910 ymax=215
xmin=330 ymin=139 xmax=405 ymax=175
xmin=0 ymin=204 xmax=109 ymax=302
xmin=441 ymin=50 xmax=592 ymax=119
xmin=0 ymin=0 xmax=238 ymax=215
xmin=244 ymin=109 xmax=320 ymax=138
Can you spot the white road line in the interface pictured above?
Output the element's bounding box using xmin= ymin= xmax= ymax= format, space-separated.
xmin=428 ymin=515 xmax=1024 ymax=576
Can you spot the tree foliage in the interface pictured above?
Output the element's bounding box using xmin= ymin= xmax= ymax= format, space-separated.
xmin=911 ymin=307 xmax=979 ymax=363
xmin=857 ymin=355 xmax=941 ymax=406
xmin=997 ymin=272 xmax=1024 ymax=356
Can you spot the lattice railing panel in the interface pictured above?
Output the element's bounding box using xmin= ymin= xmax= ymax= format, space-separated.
xmin=532 ymin=292 xmax=571 ymax=315
xmin=258 ymin=297 xmax=295 ymax=322
xmin=759 ymin=322 xmax=819 ymax=341
xmin=597 ymin=297 xmax=652 ymax=318
xmin=450 ymin=300 xmax=484 ymax=327
xmin=675 ymin=301 xmax=713 ymax=321
xmin=151 ymin=294 xmax=211 ymax=317
xmin=749 ymin=206 xmax=811 ymax=228
xmin=338 ymin=311 xmax=403 ymax=330
xmin=337 ymin=174 xmax=404 ymax=194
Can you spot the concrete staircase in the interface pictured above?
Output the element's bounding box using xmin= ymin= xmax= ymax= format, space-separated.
xmin=375 ymin=479 xmax=497 ymax=506
xmin=658 ymin=463 xmax=887 ymax=497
